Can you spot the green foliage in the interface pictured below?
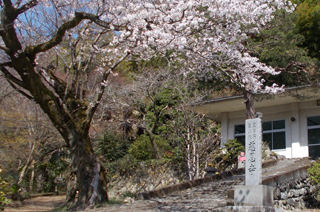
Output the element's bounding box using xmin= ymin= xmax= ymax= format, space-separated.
xmin=248 ymin=8 xmax=316 ymax=87
xmin=128 ymin=135 xmax=154 ymax=161
xmin=122 ymin=191 xmax=135 ymax=198
xmin=308 ymin=160 xmax=320 ymax=185
xmin=295 ymin=0 xmax=320 ymax=60
xmin=145 ymin=87 xmax=180 ymax=135
xmin=94 ymin=133 xmax=129 ymax=162
xmin=116 ymin=55 xmax=170 ymax=79
xmin=106 ymin=154 xmax=138 ymax=178
xmin=34 ymin=151 xmax=70 ymax=193
xmin=128 ymin=134 xmax=172 ymax=161
xmin=212 ymin=139 xmax=245 ymax=170
xmin=308 ymin=159 xmax=320 ymax=200
xmin=250 ymin=9 xmax=305 ymax=66
xmin=0 ymin=168 xmax=11 ymax=211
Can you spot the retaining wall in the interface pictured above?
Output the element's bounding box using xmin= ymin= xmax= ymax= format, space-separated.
xmin=136 ymin=158 xmax=319 ymax=210
xmin=262 ymin=160 xmax=318 ymax=210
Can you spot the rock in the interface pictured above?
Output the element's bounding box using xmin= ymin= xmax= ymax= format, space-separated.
xmin=123 ymin=197 xmax=135 ymax=203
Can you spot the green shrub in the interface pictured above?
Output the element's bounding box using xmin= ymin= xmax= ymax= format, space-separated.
xmin=122 ymin=191 xmax=135 ymax=198
xmin=0 ymin=168 xmax=11 ymax=211
xmin=106 ymin=154 xmax=138 ymax=178
xmin=211 ymin=139 xmax=245 ymax=170
xmin=308 ymin=160 xmax=320 ymax=185
xmin=128 ymin=134 xmax=172 ymax=161
xmin=308 ymin=159 xmax=320 ymax=200
xmin=128 ymin=135 xmax=154 ymax=160
xmin=94 ymin=133 xmax=129 ymax=162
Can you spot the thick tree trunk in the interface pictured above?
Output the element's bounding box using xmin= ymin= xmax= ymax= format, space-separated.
xmin=244 ymin=89 xmax=255 ymax=119
xmin=0 ymin=4 xmax=110 ymax=210
xmin=66 ymin=131 xmax=108 ymax=210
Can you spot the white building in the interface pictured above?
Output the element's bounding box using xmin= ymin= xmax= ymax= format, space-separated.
xmin=192 ymin=86 xmax=320 ymax=158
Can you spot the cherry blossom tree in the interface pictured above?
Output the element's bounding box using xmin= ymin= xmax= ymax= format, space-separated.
xmin=105 ymin=0 xmax=293 ymax=118
xmin=0 ymin=0 xmax=125 ymax=209
xmin=0 ymin=0 xmax=293 ymax=209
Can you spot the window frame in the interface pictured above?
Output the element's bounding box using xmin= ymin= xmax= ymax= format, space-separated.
xmin=234 ymin=124 xmax=245 ymax=146
xmin=307 ymin=116 xmax=320 ymax=157
xmin=307 ymin=116 xmax=320 ymax=147
xmin=262 ymin=120 xmax=286 ymax=150
xmin=233 ymin=119 xmax=286 ymax=150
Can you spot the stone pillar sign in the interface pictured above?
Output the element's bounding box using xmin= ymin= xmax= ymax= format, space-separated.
xmin=245 ymin=118 xmax=262 ymax=185
xmin=222 ymin=116 xmax=281 ymax=211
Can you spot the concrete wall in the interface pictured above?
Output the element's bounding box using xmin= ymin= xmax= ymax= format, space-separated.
xmin=221 ymin=100 xmax=320 ymax=158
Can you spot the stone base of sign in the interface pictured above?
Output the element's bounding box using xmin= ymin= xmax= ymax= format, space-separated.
xmin=216 ymin=206 xmax=281 ymax=212
xmin=234 ymin=185 xmax=274 ymax=207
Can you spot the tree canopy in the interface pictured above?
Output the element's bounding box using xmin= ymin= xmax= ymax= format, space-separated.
xmin=0 ymin=0 xmax=299 ymax=209
xmin=295 ymin=0 xmax=320 ymax=60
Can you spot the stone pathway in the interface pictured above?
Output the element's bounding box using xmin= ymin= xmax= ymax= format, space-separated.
xmin=83 ymin=174 xmax=244 ymax=212
xmin=83 ymin=158 xmax=315 ymax=212
xmin=4 ymin=158 xmax=317 ymax=212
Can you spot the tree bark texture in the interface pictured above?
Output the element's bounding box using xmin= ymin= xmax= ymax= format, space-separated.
xmin=0 ymin=2 xmax=110 ymax=209
xmin=68 ymin=133 xmax=108 ymax=209
xmin=244 ymin=89 xmax=255 ymax=119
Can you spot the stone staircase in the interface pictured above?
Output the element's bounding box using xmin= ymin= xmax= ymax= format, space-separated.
xmin=133 ymin=157 xmax=315 ymax=211
xmin=83 ymin=157 xmax=315 ymax=212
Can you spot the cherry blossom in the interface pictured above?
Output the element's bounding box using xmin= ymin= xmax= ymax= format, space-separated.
xmin=0 ymin=0 xmax=295 ymax=207
xmin=4 ymin=0 xmax=294 ymax=96
xmin=101 ymin=0 xmax=294 ymax=94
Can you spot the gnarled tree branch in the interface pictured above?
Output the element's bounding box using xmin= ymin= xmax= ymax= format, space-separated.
xmin=16 ymin=0 xmax=38 ymax=15
xmin=25 ymin=13 xmax=96 ymax=58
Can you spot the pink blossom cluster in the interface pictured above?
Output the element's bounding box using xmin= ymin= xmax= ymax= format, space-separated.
xmin=9 ymin=0 xmax=294 ymax=94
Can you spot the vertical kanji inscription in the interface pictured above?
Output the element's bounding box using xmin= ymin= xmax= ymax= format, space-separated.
xmin=245 ymin=118 xmax=262 ymax=185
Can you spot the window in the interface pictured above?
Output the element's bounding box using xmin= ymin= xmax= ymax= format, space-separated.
xmin=234 ymin=119 xmax=286 ymax=150
xmin=235 ymin=124 xmax=245 ymax=146
xmin=307 ymin=116 xmax=320 ymax=157
xmin=262 ymin=120 xmax=286 ymax=150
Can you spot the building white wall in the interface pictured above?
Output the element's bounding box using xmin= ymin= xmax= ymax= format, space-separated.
xmin=220 ymin=100 xmax=320 ymax=158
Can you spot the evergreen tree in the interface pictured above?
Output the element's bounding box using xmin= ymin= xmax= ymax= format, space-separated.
xmin=295 ymin=0 xmax=320 ymax=60
xmin=247 ymin=8 xmax=318 ymax=87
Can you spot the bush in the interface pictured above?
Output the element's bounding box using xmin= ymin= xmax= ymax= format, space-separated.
xmin=211 ymin=139 xmax=245 ymax=170
xmin=308 ymin=160 xmax=320 ymax=200
xmin=0 ymin=169 xmax=11 ymax=211
xmin=106 ymin=154 xmax=138 ymax=179
xmin=128 ymin=134 xmax=172 ymax=161
xmin=94 ymin=133 xmax=129 ymax=162
xmin=308 ymin=160 xmax=320 ymax=185
xmin=128 ymin=135 xmax=154 ymax=160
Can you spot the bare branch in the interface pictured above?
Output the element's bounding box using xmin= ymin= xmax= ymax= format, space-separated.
xmin=36 ymin=66 xmax=71 ymax=99
xmin=6 ymin=77 xmax=33 ymax=100
xmin=25 ymin=12 xmax=96 ymax=57
xmin=85 ymin=51 xmax=131 ymax=128
xmin=38 ymin=145 xmax=68 ymax=161
xmin=16 ymin=0 xmax=38 ymax=15
xmin=0 ymin=65 xmax=25 ymax=87
xmin=76 ymin=12 xmax=122 ymax=30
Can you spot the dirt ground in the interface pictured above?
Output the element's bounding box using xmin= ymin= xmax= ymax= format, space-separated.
xmin=3 ymin=195 xmax=320 ymax=212
xmin=3 ymin=195 xmax=66 ymax=212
